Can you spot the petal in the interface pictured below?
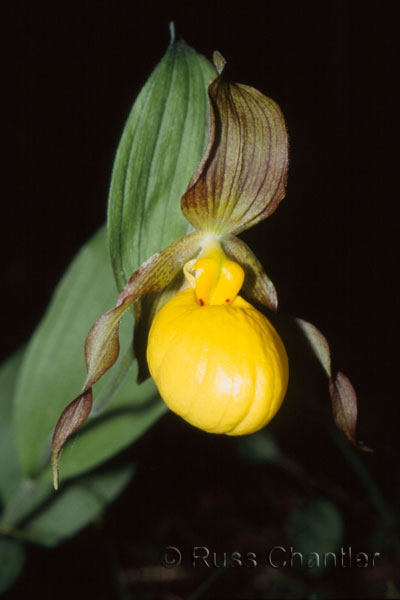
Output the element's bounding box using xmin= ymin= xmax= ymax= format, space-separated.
xmin=296 ymin=318 xmax=368 ymax=450
xmin=329 ymin=372 xmax=359 ymax=449
xmin=295 ymin=318 xmax=331 ymax=377
xmin=51 ymin=390 xmax=92 ymax=490
xmin=181 ymin=55 xmax=288 ymax=235
xmin=51 ymin=232 xmax=203 ymax=489
xmin=221 ymin=235 xmax=278 ymax=311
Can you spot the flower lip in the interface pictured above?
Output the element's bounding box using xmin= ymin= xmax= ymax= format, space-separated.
xmin=146 ymin=283 xmax=289 ymax=436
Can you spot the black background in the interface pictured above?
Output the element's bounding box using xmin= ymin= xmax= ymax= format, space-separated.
xmin=3 ymin=1 xmax=399 ymax=598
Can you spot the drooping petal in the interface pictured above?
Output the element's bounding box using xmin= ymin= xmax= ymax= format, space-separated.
xmin=222 ymin=235 xmax=277 ymax=311
xmin=87 ymin=231 xmax=202 ymax=387
xmin=181 ymin=54 xmax=288 ymax=236
xmin=296 ymin=318 xmax=331 ymax=377
xmin=296 ymin=318 xmax=368 ymax=449
xmin=51 ymin=231 xmax=203 ymax=489
xmin=329 ymin=371 xmax=360 ymax=449
xmin=51 ymin=390 xmax=92 ymax=490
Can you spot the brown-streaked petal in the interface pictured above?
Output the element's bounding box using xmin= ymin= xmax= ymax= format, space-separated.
xmin=296 ymin=319 xmax=331 ymax=377
xmin=51 ymin=390 xmax=92 ymax=490
xmin=181 ymin=58 xmax=288 ymax=236
xmin=51 ymin=231 xmax=203 ymax=489
xmin=296 ymin=318 xmax=368 ymax=450
xmin=330 ymin=371 xmax=360 ymax=449
xmin=221 ymin=235 xmax=277 ymax=311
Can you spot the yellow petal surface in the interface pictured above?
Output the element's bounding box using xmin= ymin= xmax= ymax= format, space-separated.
xmin=147 ymin=288 xmax=288 ymax=435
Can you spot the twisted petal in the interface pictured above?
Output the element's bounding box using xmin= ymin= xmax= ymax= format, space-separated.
xmin=51 ymin=232 xmax=203 ymax=489
xmin=221 ymin=235 xmax=277 ymax=311
xmin=296 ymin=318 xmax=369 ymax=450
xmin=181 ymin=56 xmax=288 ymax=235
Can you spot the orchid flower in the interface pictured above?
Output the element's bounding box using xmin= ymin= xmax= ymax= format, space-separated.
xmin=51 ymin=51 xmax=363 ymax=490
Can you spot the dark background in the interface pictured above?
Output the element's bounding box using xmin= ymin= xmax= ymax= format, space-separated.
xmin=3 ymin=1 xmax=399 ymax=598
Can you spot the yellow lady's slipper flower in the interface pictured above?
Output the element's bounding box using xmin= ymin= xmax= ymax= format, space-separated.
xmin=51 ymin=47 xmax=362 ymax=491
xmin=147 ymin=243 xmax=288 ymax=435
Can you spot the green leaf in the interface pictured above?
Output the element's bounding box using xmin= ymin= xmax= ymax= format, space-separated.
xmin=1 ymin=480 xmax=55 ymax=529
xmin=0 ymin=537 xmax=26 ymax=594
xmin=14 ymin=228 xmax=165 ymax=481
xmin=18 ymin=464 xmax=134 ymax=547
xmin=108 ymin=39 xmax=216 ymax=290
xmin=0 ymin=350 xmax=25 ymax=507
